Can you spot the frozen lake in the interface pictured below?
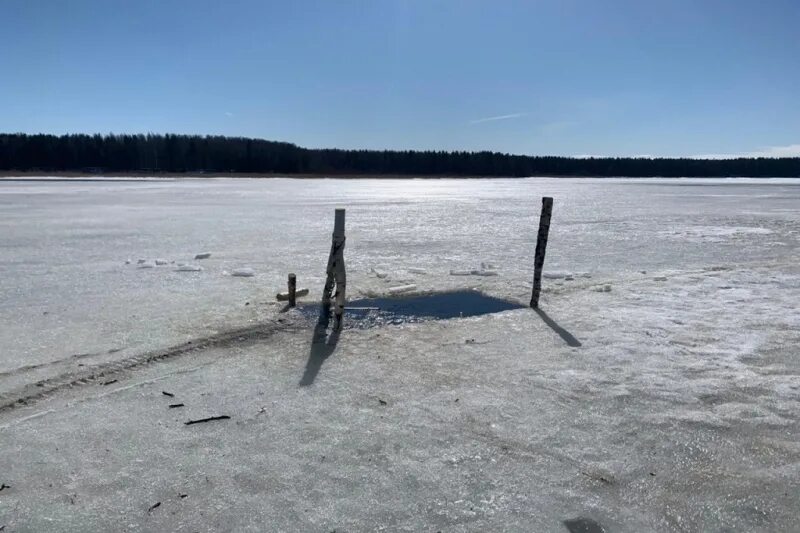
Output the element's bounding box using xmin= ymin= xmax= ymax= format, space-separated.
xmin=1 ymin=177 xmax=799 ymax=391
xmin=1 ymin=177 xmax=799 ymax=531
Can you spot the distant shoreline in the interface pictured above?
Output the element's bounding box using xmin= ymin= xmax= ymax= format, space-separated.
xmin=4 ymin=133 xmax=799 ymax=178
xmin=0 ymin=170 xmax=794 ymax=180
xmin=0 ymin=170 xmax=604 ymax=180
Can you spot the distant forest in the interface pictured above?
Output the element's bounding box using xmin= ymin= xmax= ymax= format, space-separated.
xmin=2 ymin=133 xmax=799 ymax=177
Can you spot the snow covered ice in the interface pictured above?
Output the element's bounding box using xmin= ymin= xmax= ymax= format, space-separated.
xmin=1 ymin=177 xmax=799 ymax=531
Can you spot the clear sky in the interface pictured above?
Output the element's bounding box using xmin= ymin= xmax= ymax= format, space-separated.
xmin=2 ymin=0 xmax=799 ymax=157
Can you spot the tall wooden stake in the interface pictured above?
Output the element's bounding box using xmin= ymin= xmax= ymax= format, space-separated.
xmin=319 ymin=209 xmax=346 ymax=330
xmin=530 ymin=197 xmax=553 ymax=308
xmin=288 ymin=273 xmax=297 ymax=307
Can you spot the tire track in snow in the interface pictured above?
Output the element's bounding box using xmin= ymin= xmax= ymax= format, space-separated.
xmin=0 ymin=317 xmax=303 ymax=413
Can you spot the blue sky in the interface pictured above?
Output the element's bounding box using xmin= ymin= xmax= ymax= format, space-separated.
xmin=2 ymin=0 xmax=799 ymax=157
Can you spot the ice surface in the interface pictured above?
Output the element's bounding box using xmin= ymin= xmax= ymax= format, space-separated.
xmin=0 ymin=177 xmax=798 ymax=384
xmin=1 ymin=262 xmax=798 ymax=531
xmin=0 ymin=177 xmax=799 ymax=531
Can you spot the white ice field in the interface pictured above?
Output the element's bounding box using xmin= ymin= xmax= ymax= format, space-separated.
xmin=0 ymin=177 xmax=798 ymax=532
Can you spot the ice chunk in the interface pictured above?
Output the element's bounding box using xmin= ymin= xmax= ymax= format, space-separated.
xmin=176 ymin=264 xmax=203 ymax=272
xmin=544 ymin=271 xmax=590 ymax=280
xmin=372 ymin=269 xmax=389 ymax=279
xmin=138 ymin=261 xmax=155 ymax=269
xmin=232 ymin=268 xmax=255 ymax=277
xmin=543 ymin=271 xmax=571 ymax=279
xmin=663 ymin=225 xmax=774 ymax=243
xmin=407 ymin=268 xmax=427 ymax=275
xmin=388 ymin=284 xmax=416 ymax=294
xmin=449 ymin=269 xmax=497 ymax=277
xmin=470 ymin=270 xmax=498 ymax=277
xmin=194 ymin=252 xmax=211 ymax=260
xmin=653 ymin=276 xmax=668 ymax=281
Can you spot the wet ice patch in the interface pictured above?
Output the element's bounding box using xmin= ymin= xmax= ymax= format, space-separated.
xmin=297 ymin=290 xmax=524 ymax=329
xmin=563 ymin=517 xmax=606 ymax=533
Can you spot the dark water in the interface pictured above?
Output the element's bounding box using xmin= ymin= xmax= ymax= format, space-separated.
xmin=298 ymin=290 xmax=524 ymax=329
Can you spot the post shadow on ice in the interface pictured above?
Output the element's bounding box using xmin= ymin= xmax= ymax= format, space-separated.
xmin=299 ymin=321 xmax=341 ymax=387
xmin=534 ymin=307 xmax=582 ymax=347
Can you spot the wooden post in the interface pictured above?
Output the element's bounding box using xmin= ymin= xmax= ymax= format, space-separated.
xmin=530 ymin=197 xmax=553 ymax=308
xmin=288 ymin=273 xmax=297 ymax=307
xmin=332 ymin=209 xmax=346 ymax=329
xmin=319 ymin=209 xmax=346 ymax=330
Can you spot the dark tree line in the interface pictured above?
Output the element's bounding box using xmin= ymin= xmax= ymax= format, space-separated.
xmin=1 ymin=133 xmax=798 ymax=177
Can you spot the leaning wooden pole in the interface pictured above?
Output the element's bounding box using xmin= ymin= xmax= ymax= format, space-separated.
xmin=530 ymin=197 xmax=553 ymax=308
xmin=319 ymin=209 xmax=346 ymax=330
